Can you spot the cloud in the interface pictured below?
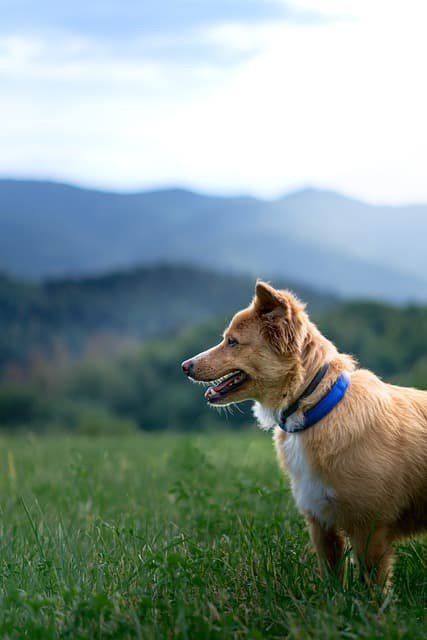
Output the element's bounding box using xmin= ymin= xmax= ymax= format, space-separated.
xmin=0 ymin=0 xmax=345 ymax=89
xmin=0 ymin=1 xmax=335 ymax=68
xmin=1 ymin=0 xmax=427 ymax=204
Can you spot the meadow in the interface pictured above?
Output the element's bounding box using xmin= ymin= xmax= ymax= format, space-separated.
xmin=0 ymin=431 xmax=426 ymax=639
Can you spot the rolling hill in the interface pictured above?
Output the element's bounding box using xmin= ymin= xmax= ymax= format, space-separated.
xmin=0 ymin=263 xmax=336 ymax=375
xmin=1 ymin=263 xmax=426 ymax=433
xmin=1 ymin=179 xmax=426 ymax=302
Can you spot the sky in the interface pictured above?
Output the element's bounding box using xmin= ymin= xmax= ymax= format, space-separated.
xmin=1 ymin=0 xmax=427 ymax=203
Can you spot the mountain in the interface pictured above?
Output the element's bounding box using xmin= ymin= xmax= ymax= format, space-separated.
xmin=1 ymin=179 xmax=426 ymax=302
xmin=270 ymin=189 xmax=427 ymax=286
xmin=0 ymin=263 xmax=335 ymax=375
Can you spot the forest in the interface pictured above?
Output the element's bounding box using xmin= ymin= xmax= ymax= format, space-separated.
xmin=0 ymin=265 xmax=426 ymax=432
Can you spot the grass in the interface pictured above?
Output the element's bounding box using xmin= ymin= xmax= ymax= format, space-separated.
xmin=0 ymin=430 xmax=427 ymax=638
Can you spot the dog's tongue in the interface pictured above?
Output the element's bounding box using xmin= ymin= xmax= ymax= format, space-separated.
xmin=204 ymin=372 xmax=244 ymax=400
xmin=205 ymin=386 xmax=221 ymax=400
xmin=212 ymin=377 xmax=234 ymax=392
xmin=204 ymin=378 xmax=230 ymax=400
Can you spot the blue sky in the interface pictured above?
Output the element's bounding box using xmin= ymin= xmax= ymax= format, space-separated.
xmin=0 ymin=1 xmax=324 ymax=38
xmin=1 ymin=0 xmax=427 ymax=203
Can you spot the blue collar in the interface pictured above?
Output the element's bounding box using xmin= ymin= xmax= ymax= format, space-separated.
xmin=279 ymin=371 xmax=350 ymax=433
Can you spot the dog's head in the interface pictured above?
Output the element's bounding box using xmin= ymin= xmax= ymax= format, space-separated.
xmin=181 ymin=281 xmax=308 ymax=407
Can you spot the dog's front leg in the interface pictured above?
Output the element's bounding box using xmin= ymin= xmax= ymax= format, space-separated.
xmin=306 ymin=515 xmax=346 ymax=578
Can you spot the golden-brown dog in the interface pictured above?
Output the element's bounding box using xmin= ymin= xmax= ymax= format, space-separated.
xmin=182 ymin=281 xmax=427 ymax=587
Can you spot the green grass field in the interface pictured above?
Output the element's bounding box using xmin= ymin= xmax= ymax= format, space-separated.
xmin=1 ymin=431 xmax=427 ymax=639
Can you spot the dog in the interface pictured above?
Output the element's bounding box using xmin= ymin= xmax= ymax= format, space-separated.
xmin=182 ymin=280 xmax=427 ymax=588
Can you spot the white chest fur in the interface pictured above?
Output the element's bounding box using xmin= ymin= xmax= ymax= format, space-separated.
xmin=283 ymin=433 xmax=336 ymax=527
xmin=252 ymin=402 xmax=277 ymax=431
xmin=253 ymin=402 xmax=336 ymax=526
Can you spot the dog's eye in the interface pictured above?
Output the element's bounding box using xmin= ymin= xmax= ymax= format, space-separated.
xmin=227 ymin=336 xmax=239 ymax=347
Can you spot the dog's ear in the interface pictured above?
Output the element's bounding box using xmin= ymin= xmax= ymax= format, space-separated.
xmin=254 ymin=281 xmax=304 ymax=354
xmin=254 ymin=281 xmax=285 ymax=315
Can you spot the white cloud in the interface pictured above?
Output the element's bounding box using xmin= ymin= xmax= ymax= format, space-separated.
xmin=1 ymin=3 xmax=427 ymax=203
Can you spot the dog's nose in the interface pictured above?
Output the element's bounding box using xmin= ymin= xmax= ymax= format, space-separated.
xmin=181 ymin=359 xmax=194 ymax=376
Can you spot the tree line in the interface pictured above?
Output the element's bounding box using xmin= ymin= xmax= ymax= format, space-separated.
xmin=0 ymin=300 xmax=426 ymax=433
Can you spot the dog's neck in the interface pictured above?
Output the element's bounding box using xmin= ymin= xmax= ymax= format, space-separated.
xmin=274 ymin=322 xmax=353 ymax=414
xmin=280 ymin=361 xmax=331 ymax=421
xmin=281 ymin=323 xmax=335 ymax=405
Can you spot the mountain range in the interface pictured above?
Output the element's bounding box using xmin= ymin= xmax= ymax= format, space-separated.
xmin=1 ymin=179 xmax=426 ymax=302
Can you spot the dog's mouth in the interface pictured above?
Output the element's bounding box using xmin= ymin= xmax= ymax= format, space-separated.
xmin=204 ymin=370 xmax=249 ymax=403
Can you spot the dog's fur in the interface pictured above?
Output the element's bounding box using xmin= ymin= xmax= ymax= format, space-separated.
xmin=182 ymin=281 xmax=427 ymax=587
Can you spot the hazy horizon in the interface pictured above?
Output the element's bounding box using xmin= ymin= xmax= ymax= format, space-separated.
xmin=2 ymin=175 xmax=427 ymax=208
